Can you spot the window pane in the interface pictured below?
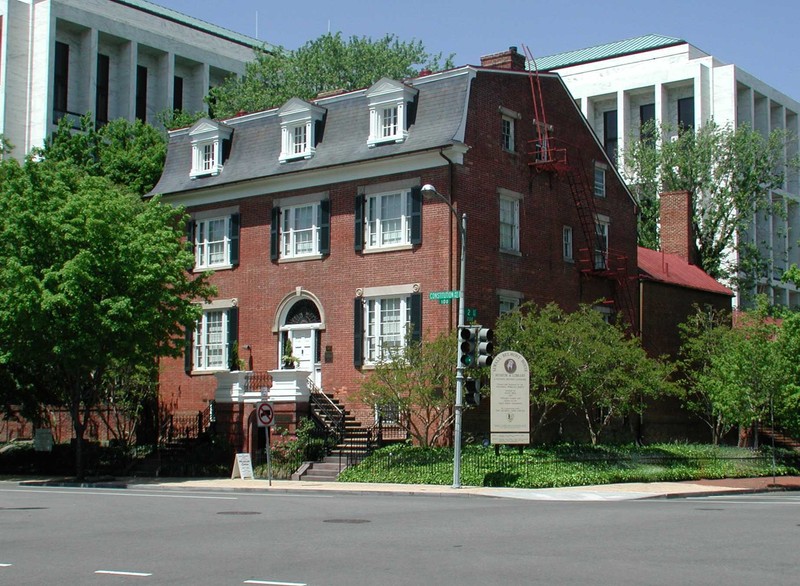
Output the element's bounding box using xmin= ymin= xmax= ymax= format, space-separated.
xmin=500 ymin=198 xmax=518 ymax=251
xmin=382 ymin=107 xmax=398 ymax=137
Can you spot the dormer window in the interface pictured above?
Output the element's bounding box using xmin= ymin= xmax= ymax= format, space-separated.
xmin=278 ymin=98 xmax=326 ymax=163
xmin=189 ymin=118 xmax=232 ymax=178
xmin=366 ymin=78 xmax=418 ymax=147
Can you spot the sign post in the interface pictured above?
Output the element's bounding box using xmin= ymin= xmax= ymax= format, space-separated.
xmin=490 ymin=351 xmax=530 ymax=445
xmin=256 ymin=401 xmax=274 ymax=486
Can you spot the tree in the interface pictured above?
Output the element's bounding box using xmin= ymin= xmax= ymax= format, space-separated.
xmin=679 ymin=300 xmax=795 ymax=446
xmin=359 ymin=331 xmax=457 ymax=448
xmin=677 ymin=306 xmax=736 ymax=445
xmin=0 ymin=155 xmax=214 ymax=477
xmin=207 ymin=32 xmax=454 ymax=118
xmin=40 ymin=116 xmax=166 ymax=196
xmin=495 ymin=303 xmax=675 ymax=445
xmin=622 ymin=121 xmax=793 ymax=288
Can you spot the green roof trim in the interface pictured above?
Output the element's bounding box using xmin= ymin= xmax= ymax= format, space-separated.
xmin=113 ymin=0 xmax=273 ymax=51
xmin=533 ymin=34 xmax=685 ymax=71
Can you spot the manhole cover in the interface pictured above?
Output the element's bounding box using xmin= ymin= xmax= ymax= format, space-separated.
xmin=216 ymin=511 xmax=261 ymax=516
xmin=323 ymin=519 xmax=370 ymax=524
xmin=0 ymin=507 xmax=48 ymax=511
xmin=694 ymin=508 xmax=724 ymax=511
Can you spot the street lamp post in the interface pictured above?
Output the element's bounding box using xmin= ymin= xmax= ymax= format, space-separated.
xmin=421 ymin=184 xmax=466 ymax=489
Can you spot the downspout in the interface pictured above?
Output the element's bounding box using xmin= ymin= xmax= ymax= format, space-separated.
xmin=437 ymin=148 xmax=456 ymax=329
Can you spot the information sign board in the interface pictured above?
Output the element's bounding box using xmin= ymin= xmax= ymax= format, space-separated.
xmin=490 ymin=351 xmax=530 ymax=445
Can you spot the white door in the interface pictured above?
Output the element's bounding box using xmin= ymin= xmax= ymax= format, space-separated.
xmin=289 ymin=328 xmax=314 ymax=372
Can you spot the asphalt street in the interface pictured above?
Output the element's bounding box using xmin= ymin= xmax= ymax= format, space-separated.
xmin=1 ymin=482 xmax=799 ymax=585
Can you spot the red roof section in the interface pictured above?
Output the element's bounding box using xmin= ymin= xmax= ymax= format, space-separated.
xmin=638 ymin=247 xmax=733 ymax=296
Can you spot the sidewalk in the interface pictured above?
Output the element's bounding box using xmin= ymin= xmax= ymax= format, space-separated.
xmin=12 ymin=475 xmax=800 ymax=501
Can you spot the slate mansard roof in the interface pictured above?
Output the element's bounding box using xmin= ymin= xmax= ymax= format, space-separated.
xmin=151 ymin=68 xmax=476 ymax=198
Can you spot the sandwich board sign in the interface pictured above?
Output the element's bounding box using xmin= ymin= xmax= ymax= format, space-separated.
xmin=490 ymin=351 xmax=530 ymax=445
xmin=231 ymin=453 xmax=254 ymax=480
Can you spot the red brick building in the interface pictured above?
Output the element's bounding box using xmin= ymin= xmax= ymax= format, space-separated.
xmin=151 ymin=48 xmax=639 ymax=455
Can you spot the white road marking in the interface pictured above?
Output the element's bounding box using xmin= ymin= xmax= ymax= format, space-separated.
xmin=0 ymin=563 xmax=12 ymax=567
xmin=0 ymin=488 xmax=236 ymax=500
xmin=243 ymin=581 xmax=307 ymax=586
xmin=95 ymin=570 xmax=152 ymax=577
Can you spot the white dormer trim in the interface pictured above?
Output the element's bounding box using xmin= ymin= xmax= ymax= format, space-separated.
xmin=278 ymin=98 xmax=326 ymax=163
xmin=366 ymin=78 xmax=418 ymax=148
xmin=189 ymin=118 xmax=233 ymax=178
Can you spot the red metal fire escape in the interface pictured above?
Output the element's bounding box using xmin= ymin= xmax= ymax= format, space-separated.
xmin=523 ymin=45 xmax=638 ymax=333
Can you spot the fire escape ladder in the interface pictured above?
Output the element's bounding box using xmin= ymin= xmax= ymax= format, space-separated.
xmin=523 ymin=44 xmax=568 ymax=172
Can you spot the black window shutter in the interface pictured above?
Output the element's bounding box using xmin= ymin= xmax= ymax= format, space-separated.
xmin=270 ymin=206 xmax=280 ymax=260
xmin=319 ymin=200 xmax=330 ymax=255
xmin=186 ymin=219 xmax=196 ymax=271
xmin=410 ymin=186 xmax=422 ymax=245
xmin=229 ymin=213 xmax=240 ymax=266
xmin=227 ymin=307 xmax=239 ymax=369
xmin=410 ymin=292 xmax=422 ymax=342
xmin=353 ymin=297 xmax=363 ymax=367
xmin=354 ymin=194 xmax=364 ymax=252
xmin=184 ymin=325 xmax=194 ymax=374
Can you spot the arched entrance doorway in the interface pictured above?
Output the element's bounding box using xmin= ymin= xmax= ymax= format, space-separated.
xmin=278 ymin=296 xmax=323 ymax=389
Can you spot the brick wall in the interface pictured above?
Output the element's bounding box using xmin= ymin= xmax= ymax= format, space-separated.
xmin=157 ymin=68 xmax=640 ymax=448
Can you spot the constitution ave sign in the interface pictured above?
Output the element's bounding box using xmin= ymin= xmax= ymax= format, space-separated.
xmin=490 ymin=351 xmax=530 ymax=445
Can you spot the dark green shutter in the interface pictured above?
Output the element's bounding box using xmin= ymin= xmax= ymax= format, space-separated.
xmin=410 ymin=186 xmax=422 ymax=245
xmin=227 ymin=307 xmax=239 ymax=370
xmin=353 ymin=297 xmax=363 ymax=367
xmin=319 ymin=200 xmax=330 ymax=255
xmin=229 ymin=213 xmax=240 ymax=266
xmin=186 ymin=219 xmax=196 ymax=271
xmin=410 ymin=292 xmax=422 ymax=342
xmin=354 ymin=194 xmax=364 ymax=252
xmin=270 ymin=206 xmax=280 ymax=260
xmin=184 ymin=325 xmax=194 ymax=374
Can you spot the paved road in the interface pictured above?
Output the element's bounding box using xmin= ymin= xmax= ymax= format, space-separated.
xmin=1 ymin=482 xmax=799 ymax=585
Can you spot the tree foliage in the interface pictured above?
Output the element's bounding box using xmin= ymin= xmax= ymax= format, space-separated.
xmin=622 ymin=121 xmax=793 ymax=288
xmin=678 ymin=300 xmax=799 ymax=446
xmin=0 ymin=152 xmax=213 ymax=476
xmin=495 ymin=303 xmax=675 ymax=445
xmin=207 ymin=32 xmax=454 ymax=118
xmin=359 ymin=331 xmax=457 ymax=448
xmin=39 ymin=116 xmax=166 ymax=196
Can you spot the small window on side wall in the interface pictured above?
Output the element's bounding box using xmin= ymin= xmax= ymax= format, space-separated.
xmin=594 ymin=164 xmax=606 ymax=198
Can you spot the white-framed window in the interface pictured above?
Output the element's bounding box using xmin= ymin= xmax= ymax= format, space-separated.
xmin=594 ymin=164 xmax=607 ymax=198
xmin=499 ymin=296 xmax=520 ymax=315
xmin=364 ymin=295 xmax=411 ymax=364
xmin=594 ymin=217 xmax=609 ymax=270
xmin=282 ymin=203 xmax=320 ymax=258
xmin=194 ymin=309 xmax=228 ymax=371
xmin=195 ymin=216 xmax=231 ymax=268
xmin=381 ymin=106 xmax=399 ymax=139
xmin=563 ymin=226 xmax=574 ymax=261
xmin=501 ymin=115 xmax=515 ymax=152
xmin=278 ymin=98 xmax=325 ymax=163
xmin=366 ymin=190 xmax=411 ymax=249
xmin=188 ymin=118 xmax=231 ymax=178
xmin=366 ymin=78 xmax=417 ymax=147
xmin=499 ymin=194 xmax=520 ymax=253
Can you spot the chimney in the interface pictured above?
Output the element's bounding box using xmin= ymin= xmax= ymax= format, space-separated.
xmin=480 ymin=46 xmax=526 ymax=71
xmin=660 ymin=190 xmax=697 ymax=264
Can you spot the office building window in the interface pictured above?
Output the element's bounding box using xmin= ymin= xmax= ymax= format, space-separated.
xmin=136 ymin=65 xmax=148 ymax=121
xmin=96 ymin=54 xmax=110 ymax=125
xmin=678 ymin=97 xmax=694 ymax=132
xmin=603 ymin=110 xmax=618 ymax=163
xmin=54 ymin=41 xmax=69 ymax=116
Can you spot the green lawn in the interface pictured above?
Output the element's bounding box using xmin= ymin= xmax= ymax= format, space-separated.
xmin=338 ymin=443 xmax=799 ymax=488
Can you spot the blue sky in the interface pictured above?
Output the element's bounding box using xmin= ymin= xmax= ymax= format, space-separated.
xmin=156 ymin=0 xmax=800 ymax=101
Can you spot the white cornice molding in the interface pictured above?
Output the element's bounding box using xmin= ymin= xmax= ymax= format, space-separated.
xmin=162 ymin=146 xmax=466 ymax=208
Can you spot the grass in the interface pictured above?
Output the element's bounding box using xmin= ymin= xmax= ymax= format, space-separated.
xmin=338 ymin=443 xmax=800 ymax=488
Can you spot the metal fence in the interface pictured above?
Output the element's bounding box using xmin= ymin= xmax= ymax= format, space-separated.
xmin=352 ymin=447 xmax=800 ymax=488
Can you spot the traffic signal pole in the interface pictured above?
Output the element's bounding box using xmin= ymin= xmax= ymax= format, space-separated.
xmin=453 ymin=211 xmax=466 ymax=489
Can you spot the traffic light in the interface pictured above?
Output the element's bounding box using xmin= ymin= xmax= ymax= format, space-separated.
xmin=476 ymin=327 xmax=494 ymax=367
xmin=465 ymin=377 xmax=481 ymax=406
xmin=458 ymin=326 xmax=477 ymax=368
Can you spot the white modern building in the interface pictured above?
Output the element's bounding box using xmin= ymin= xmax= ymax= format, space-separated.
xmin=0 ymin=0 xmax=262 ymax=156
xmin=538 ymin=35 xmax=800 ymax=307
